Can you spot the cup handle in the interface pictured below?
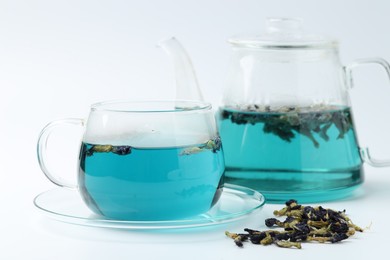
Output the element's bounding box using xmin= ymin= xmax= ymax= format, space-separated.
xmin=37 ymin=118 xmax=85 ymax=188
xmin=345 ymin=58 xmax=390 ymax=167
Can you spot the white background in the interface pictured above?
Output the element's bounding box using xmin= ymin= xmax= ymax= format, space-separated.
xmin=1 ymin=0 xmax=390 ymax=259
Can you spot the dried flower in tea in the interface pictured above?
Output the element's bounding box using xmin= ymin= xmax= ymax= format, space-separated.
xmin=220 ymin=105 xmax=353 ymax=148
xmin=86 ymin=145 xmax=132 ymax=156
xmin=180 ymin=137 xmax=222 ymax=155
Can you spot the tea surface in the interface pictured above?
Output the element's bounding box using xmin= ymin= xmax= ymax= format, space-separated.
xmin=79 ymin=140 xmax=224 ymax=220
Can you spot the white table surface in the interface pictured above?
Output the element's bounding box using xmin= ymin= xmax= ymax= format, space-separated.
xmin=2 ymin=154 xmax=389 ymax=260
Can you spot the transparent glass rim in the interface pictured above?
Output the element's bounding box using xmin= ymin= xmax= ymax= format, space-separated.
xmin=90 ymin=100 xmax=212 ymax=113
xmin=228 ymin=38 xmax=338 ymax=50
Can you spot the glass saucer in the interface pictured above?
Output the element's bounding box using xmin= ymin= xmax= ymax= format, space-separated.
xmin=33 ymin=184 xmax=265 ymax=230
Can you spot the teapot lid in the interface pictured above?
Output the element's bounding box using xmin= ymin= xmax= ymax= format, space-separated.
xmin=228 ymin=17 xmax=337 ymax=49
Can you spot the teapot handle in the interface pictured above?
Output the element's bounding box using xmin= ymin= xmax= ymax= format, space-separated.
xmin=37 ymin=118 xmax=85 ymax=189
xmin=345 ymin=58 xmax=390 ymax=167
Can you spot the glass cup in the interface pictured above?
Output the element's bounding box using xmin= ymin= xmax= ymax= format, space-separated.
xmin=37 ymin=100 xmax=225 ymax=221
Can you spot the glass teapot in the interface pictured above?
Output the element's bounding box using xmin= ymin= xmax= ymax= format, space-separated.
xmin=218 ymin=18 xmax=390 ymax=202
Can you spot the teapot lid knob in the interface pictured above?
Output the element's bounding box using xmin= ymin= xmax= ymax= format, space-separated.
xmin=228 ymin=17 xmax=336 ymax=49
xmin=266 ymin=17 xmax=303 ymax=37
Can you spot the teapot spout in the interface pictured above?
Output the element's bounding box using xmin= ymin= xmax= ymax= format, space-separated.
xmin=158 ymin=37 xmax=204 ymax=101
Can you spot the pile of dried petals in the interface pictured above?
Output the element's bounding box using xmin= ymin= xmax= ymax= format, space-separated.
xmin=226 ymin=199 xmax=363 ymax=249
